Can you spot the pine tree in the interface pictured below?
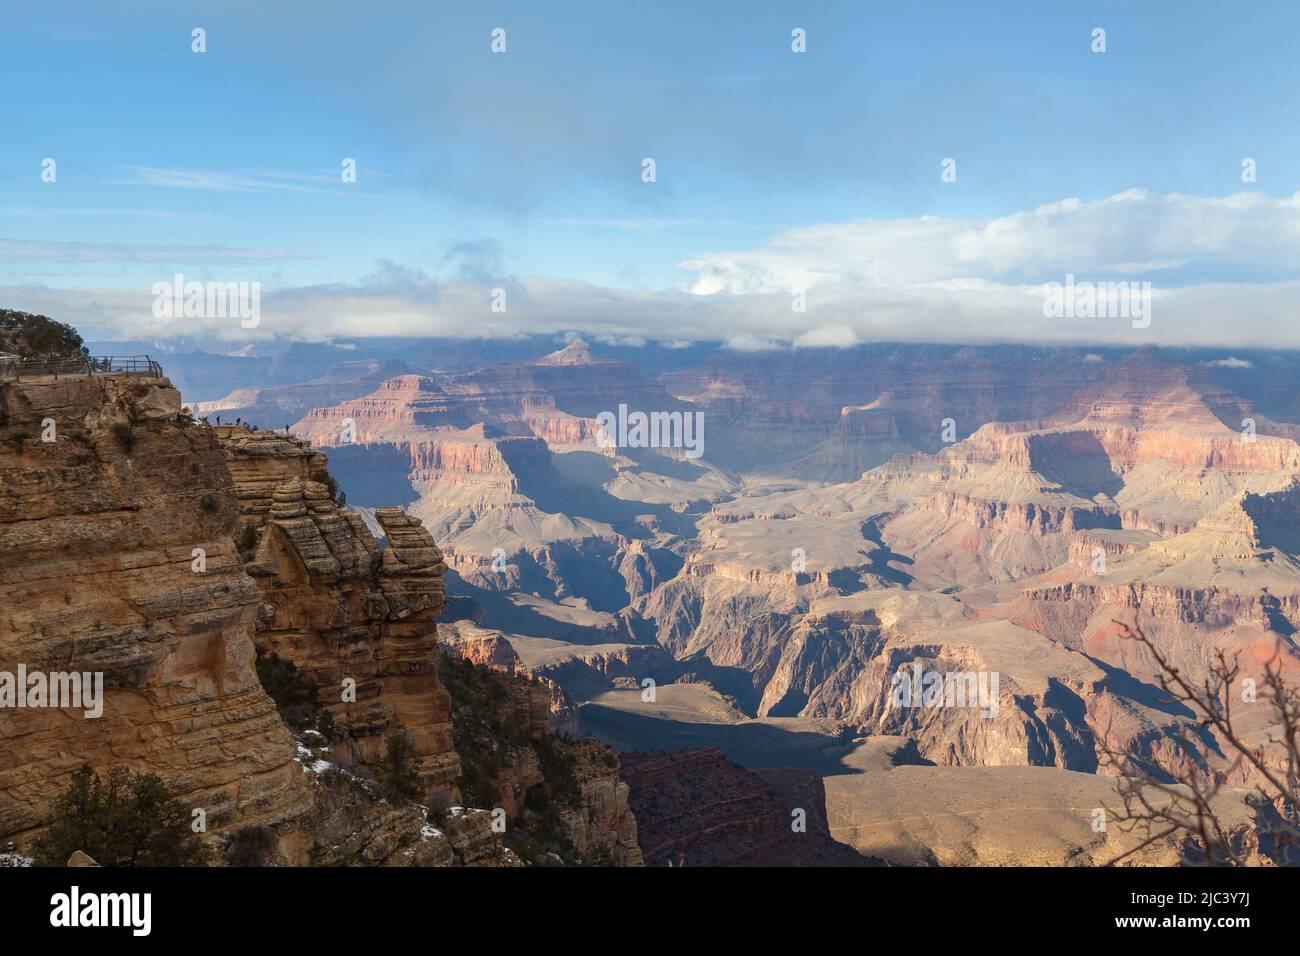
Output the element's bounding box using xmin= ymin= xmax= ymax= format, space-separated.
xmin=375 ymin=729 xmax=424 ymax=802
xmin=35 ymin=765 xmax=210 ymax=866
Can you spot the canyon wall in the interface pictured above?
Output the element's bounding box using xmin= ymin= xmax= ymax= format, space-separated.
xmin=619 ymin=748 xmax=873 ymax=866
xmin=0 ymin=367 xmax=643 ymax=866
xmin=436 ymin=648 xmax=642 ymax=865
xmin=0 ymin=373 xmax=311 ymax=844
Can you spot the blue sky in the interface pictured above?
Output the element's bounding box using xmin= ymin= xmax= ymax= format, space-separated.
xmin=3 ymin=0 xmax=1299 ymax=346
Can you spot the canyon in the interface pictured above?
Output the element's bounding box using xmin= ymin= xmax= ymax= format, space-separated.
xmin=252 ymin=338 xmax=1300 ymax=864
xmin=6 ymin=329 xmax=1300 ymax=866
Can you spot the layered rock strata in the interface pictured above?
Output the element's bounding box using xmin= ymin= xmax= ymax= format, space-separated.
xmin=216 ymin=427 xmax=461 ymax=800
xmin=0 ymin=373 xmax=311 ymax=844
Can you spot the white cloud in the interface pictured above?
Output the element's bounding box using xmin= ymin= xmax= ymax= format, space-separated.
xmin=594 ymin=333 xmax=648 ymax=347
xmin=113 ymin=166 xmax=334 ymax=194
xmin=1204 ymin=357 xmax=1253 ymax=368
xmin=680 ymin=189 xmax=1300 ymax=292
xmin=724 ymin=334 xmax=784 ymax=352
xmin=794 ymin=324 xmax=860 ymax=348
xmin=8 ymin=190 xmax=1300 ymax=350
xmin=9 ymin=272 xmax=1300 ymax=351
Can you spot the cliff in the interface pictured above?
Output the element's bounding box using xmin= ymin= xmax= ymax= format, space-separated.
xmin=436 ymin=649 xmax=642 ymax=865
xmin=619 ymin=748 xmax=875 ymax=866
xmin=216 ymin=426 xmax=460 ymax=801
xmin=0 ymin=367 xmax=623 ymax=865
xmin=0 ymin=372 xmax=311 ymax=844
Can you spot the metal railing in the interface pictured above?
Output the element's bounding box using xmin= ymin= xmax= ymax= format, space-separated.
xmin=0 ymin=354 xmax=163 ymax=380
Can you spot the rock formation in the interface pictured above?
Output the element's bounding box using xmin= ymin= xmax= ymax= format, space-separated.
xmin=0 ymin=354 xmax=642 ymax=866
xmin=192 ymin=358 xmax=411 ymax=429
xmin=619 ymin=748 xmax=874 ymax=866
xmin=288 ymin=342 xmax=728 ymax=616
xmin=436 ymin=648 xmax=642 ymax=865
xmin=0 ymin=371 xmax=311 ymax=845
xmin=216 ymin=427 xmax=460 ymax=800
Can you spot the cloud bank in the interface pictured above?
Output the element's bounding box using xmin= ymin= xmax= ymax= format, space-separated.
xmin=6 ymin=190 xmax=1300 ymax=349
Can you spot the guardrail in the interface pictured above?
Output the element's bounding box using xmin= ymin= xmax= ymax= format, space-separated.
xmin=0 ymin=354 xmax=163 ymax=380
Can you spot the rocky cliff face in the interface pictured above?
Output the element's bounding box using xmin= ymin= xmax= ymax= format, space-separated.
xmin=0 ymin=372 xmax=311 ymax=845
xmin=0 ymin=364 xmax=643 ymax=867
xmin=292 ymin=341 xmax=683 ymax=456
xmin=662 ymin=343 xmax=1107 ymax=480
xmin=216 ymin=427 xmax=461 ymax=801
xmin=616 ymin=354 xmax=1300 ymax=792
xmin=438 ymin=622 xmax=581 ymax=732
xmin=435 ymin=649 xmax=642 ymax=865
xmin=619 ymin=748 xmax=874 ymax=866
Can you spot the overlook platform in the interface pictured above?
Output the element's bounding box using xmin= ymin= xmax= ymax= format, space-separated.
xmin=0 ymin=354 xmax=163 ymax=380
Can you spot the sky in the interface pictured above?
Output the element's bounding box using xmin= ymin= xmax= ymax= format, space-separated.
xmin=2 ymin=0 xmax=1300 ymax=349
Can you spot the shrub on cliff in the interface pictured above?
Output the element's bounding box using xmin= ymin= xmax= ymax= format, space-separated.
xmin=0 ymin=309 xmax=90 ymax=361
xmin=225 ymin=826 xmax=276 ymax=867
xmin=109 ymin=421 xmax=136 ymax=453
xmin=374 ymin=728 xmax=424 ymax=802
xmin=256 ymin=649 xmax=321 ymax=729
xmin=6 ymin=430 xmax=31 ymax=454
xmin=255 ymin=649 xmax=338 ymax=744
xmin=438 ymin=652 xmax=531 ymax=807
xmin=533 ymin=733 xmax=583 ymax=810
xmin=319 ymin=470 xmax=346 ymax=506
xmin=35 ymin=765 xmax=210 ymax=867
xmin=439 ymin=651 xmax=612 ymax=863
xmin=236 ymin=523 xmax=259 ymax=556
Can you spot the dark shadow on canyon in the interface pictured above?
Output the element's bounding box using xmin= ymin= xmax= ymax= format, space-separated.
xmin=578 ymin=702 xmax=863 ymax=776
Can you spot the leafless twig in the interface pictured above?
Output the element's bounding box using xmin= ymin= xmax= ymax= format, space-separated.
xmin=1097 ymin=618 xmax=1300 ymax=866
